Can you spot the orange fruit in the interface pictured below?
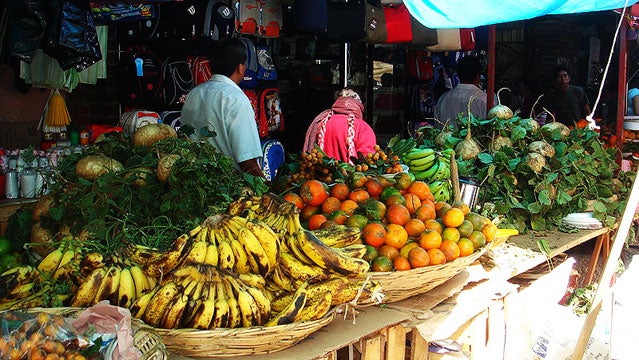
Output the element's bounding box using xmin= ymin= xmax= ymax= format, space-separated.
xmin=404 ymin=218 xmax=426 ymax=238
xmin=403 ymin=193 xmax=422 ymax=215
xmin=408 ymin=180 xmax=432 ymax=201
xmin=418 ymin=229 xmax=443 ymax=250
xmin=453 ymin=201 xmax=471 ymax=215
xmin=386 ymin=204 xmax=411 ymax=226
xmin=380 ymin=186 xmax=402 ymax=203
xmin=364 ymin=177 xmax=384 ymax=198
xmin=441 ymin=227 xmax=461 ymax=243
xmin=385 ymin=194 xmax=407 ymax=207
xmin=457 ymin=220 xmax=474 ymax=238
xmin=399 ymin=241 xmax=420 ymax=258
xmin=457 ymin=238 xmax=475 ymax=257
xmin=415 ymin=204 xmax=436 ymax=222
xmin=345 ymin=214 xmax=369 ymax=229
xmin=423 ymin=219 xmax=443 ymax=234
xmin=435 ymin=202 xmax=452 ymax=218
xmin=330 ymin=182 xmax=350 ymax=201
xmin=358 ymin=198 xmax=387 ymax=221
xmin=321 ymin=196 xmax=342 ymax=215
xmin=300 ymin=205 xmax=320 ymax=221
xmin=439 ymin=240 xmax=461 ymax=261
xmin=468 ymin=231 xmax=487 ymax=249
xmin=427 ymin=248 xmax=447 ymax=265
xmin=371 ymin=256 xmax=393 ymax=272
xmin=393 ymin=256 xmax=412 ymax=271
xmin=363 ymin=222 xmax=387 ymax=248
xmin=465 ymin=212 xmax=488 ymax=231
xmin=327 ymin=209 xmax=348 ymax=225
xmin=307 ymin=214 xmax=328 ymax=231
xmin=442 ymin=207 xmax=465 ymax=228
xmin=299 ymin=179 xmax=330 ymax=206
xmin=340 ymin=199 xmax=359 ymax=215
xmin=348 ymin=172 xmax=368 ymax=190
xmin=283 ymin=192 xmax=304 ymax=210
xmin=385 ymin=223 xmax=409 ymax=249
xmin=481 ymin=223 xmax=498 ymax=243
xmin=378 ymin=244 xmax=400 ymax=261
xmin=408 ymin=247 xmax=430 ymax=268
xmin=363 ymin=245 xmax=379 ymax=262
xmin=394 ymin=172 xmax=412 ymax=190
xmin=348 ymin=189 xmax=371 ymax=204
xmin=376 ymin=175 xmax=395 ymax=189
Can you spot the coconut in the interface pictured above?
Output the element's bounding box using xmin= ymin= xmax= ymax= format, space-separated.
xmin=455 ymin=96 xmax=482 ymax=160
xmin=525 ymin=152 xmax=546 ymax=173
xmin=487 ymin=87 xmax=514 ymax=120
xmin=490 ymin=135 xmax=513 ymax=152
xmin=528 ymin=140 xmax=556 ymax=158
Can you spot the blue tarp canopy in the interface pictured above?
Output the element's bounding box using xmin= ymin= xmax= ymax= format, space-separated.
xmin=404 ymin=0 xmax=639 ymax=28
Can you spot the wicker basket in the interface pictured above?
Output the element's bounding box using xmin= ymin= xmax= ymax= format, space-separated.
xmin=356 ymin=246 xmax=488 ymax=304
xmin=148 ymin=311 xmax=336 ymax=358
xmin=25 ymin=307 xmax=168 ymax=360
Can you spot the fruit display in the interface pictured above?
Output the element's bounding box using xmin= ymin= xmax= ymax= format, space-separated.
xmin=401 ymin=147 xmax=454 ymax=202
xmin=0 ymin=193 xmax=379 ymax=331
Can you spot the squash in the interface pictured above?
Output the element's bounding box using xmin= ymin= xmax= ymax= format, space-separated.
xmin=132 ymin=123 xmax=177 ymax=147
xmin=157 ymin=154 xmax=181 ymax=183
xmin=75 ymin=155 xmax=123 ymax=180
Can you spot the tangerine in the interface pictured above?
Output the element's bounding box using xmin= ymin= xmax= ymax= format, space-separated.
xmin=380 ymin=187 xmax=403 ymax=203
xmin=363 ymin=222 xmax=387 ymax=247
xmin=378 ymin=244 xmax=400 ymax=261
xmin=393 ymin=256 xmax=412 ymax=271
xmin=348 ymin=172 xmax=368 ymax=190
xmin=357 ymin=198 xmax=387 ymax=221
xmin=404 ymin=218 xmax=426 ymax=238
xmin=415 ymin=204 xmax=436 ymax=222
xmin=394 ymin=172 xmax=412 ymax=190
xmin=457 ymin=238 xmax=475 ymax=257
xmin=403 ymin=193 xmax=422 ymax=215
xmin=399 ymin=241 xmax=420 ymax=258
xmin=319 ymin=220 xmax=339 ymax=229
xmin=465 ymin=212 xmax=488 ymax=231
xmin=327 ymin=209 xmax=348 ymax=225
xmin=330 ymin=183 xmax=350 ymax=201
xmin=452 ymin=201 xmax=471 ymax=215
xmin=423 ymin=219 xmax=443 ymax=234
xmin=439 ymin=240 xmax=460 ymax=261
xmin=407 ymin=181 xmax=432 ymax=201
xmin=348 ymin=189 xmax=371 ymax=204
xmin=340 ymin=199 xmax=359 ymax=215
xmin=307 ymin=214 xmax=328 ymax=231
xmin=299 ymin=179 xmax=330 ymax=206
xmin=427 ymin=248 xmax=447 ymax=265
xmin=468 ymin=231 xmax=486 ymax=249
xmin=407 ymin=247 xmax=430 ymax=268
xmin=435 ymin=202 xmax=452 ymax=218
xmin=363 ymin=245 xmax=379 ymax=262
xmin=481 ymin=223 xmax=498 ymax=243
xmin=457 ymin=220 xmax=474 ymax=238
xmin=371 ymin=256 xmax=393 ymax=272
xmin=386 ymin=204 xmax=411 ymax=225
xmin=441 ymin=227 xmax=461 ymax=243
xmin=418 ymin=229 xmax=443 ymax=250
xmin=321 ymin=196 xmax=342 ymax=215
xmin=300 ymin=205 xmax=320 ymax=221
xmin=442 ymin=207 xmax=465 ymax=228
xmin=364 ymin=178 xmax=384 ymax=198
xmin=283 ymin=192 xmax=304 ymax=210
xmin=385 ymin=223 xmax=409 ymax=249
xmin=345 ymin=214 xmax=369 ymax=229
xmin=385 ymin=194 xmax=407 ymax=207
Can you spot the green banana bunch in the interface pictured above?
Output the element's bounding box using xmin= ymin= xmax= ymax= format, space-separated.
xmin=388 ymin=136 xmax=417 ymax=158
xmin=430 ymin=180 xmax=452 ymax=202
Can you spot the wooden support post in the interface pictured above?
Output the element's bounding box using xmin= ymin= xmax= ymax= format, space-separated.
xmin=384 ymin=325 xmax=408 ymax=360
xmin=360 ymin=335 xmax=384 ymax=360
xmin=584 ymin=232 xmax=609 ymax=285
xmin=410 ymin=330 xmax=429 ymax=360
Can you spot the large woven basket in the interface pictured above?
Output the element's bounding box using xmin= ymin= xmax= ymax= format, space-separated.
xmin=24 ymin=307 xmax=168 ymax=360
xmin=148 ymin=311 xmax=336 ymax=358
xmin=357 ymin=246 xmax=488 ymax=304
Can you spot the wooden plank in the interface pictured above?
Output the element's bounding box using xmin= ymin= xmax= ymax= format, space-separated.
xmin=384 ymin=325 xmax=407 ymax=360
xmin=508 ymin=227 xmax=610 ymax=258
xmin=361 ymin=335 xmax=383 ymax=360
xmin=410 ymin=330 xmax=429 ymax=360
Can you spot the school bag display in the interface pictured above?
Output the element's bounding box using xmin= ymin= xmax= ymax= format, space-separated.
xmin=190 ymin=56 xmax=213 ymax=86
xmin=243 ymin=89 xmax=265 ymax=136
xmin=293 ymin=0 xmax=327 ymax=33
xmin=161 ymin=56 xmax=193 ymax=106
xmin=256 ymin=45 xmax=277 ymax=81
xmin=203 ymin=0 xmax=236 ymax=41
xmin=259 ymin=88 xmax=284 ymax=134
xmin=239 ymin=37 xmax=259 ymax=88
xmin=258 ymin=139 xmax=285 ymax=181
xmin=234 ymin=0 xmax=261 ymax=35
xmin=324 ymin=0 xmax=366 ymax=42
xmin=259 ymin=0 xmax=283 ymax=38
xmin=119 ymin=47 xmax=163 ymax=106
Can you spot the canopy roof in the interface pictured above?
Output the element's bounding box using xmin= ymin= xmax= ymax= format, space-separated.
xmin=404 ymin=0 xmax=639 ymax=28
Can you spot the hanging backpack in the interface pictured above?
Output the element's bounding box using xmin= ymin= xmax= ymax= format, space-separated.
xmin=258 ymin=139 xmax=285 ymax=181
xmin=234 ymin=0 xmax=260 ymax=35
xmin=239 ymin=37 xmax=259 ymax=88
xmin=114 ymin=4 xmax=160 ymax=45
xmin=258 ymin=88 xmax=284 ymax=135
xmin=159 ymin=110 xmax=183 ymax=130
xmin=190 ymin=56 xmax=213 ymax=86
xmin=203 ymin=0 xmax=236 ymax=41
xmin=324 ymin=0 xmax=366 ymax=43
xmin=161 ymin=56 xmax=193 ymax=106
xmin=406 ymin=50 xmax=433 ymax=81
xmin=382 ymin=3 xmax=412 ymax=43
xmin=364 ymin=0 xmax=387 ymax=44
xmin=119 ymin=47 xmax=163 ymax=106
xmin=256 ymin=45 xmax=277 ymax=81
xmin=119 ymin=110 xmax=161 ymax=136
xmin=259 ymin=0 xmax=283 ymax=38
xmin=243 ymin=89 xmax=265 ymax=136
xmin=293 ymin=0 xmax=327 ymax=33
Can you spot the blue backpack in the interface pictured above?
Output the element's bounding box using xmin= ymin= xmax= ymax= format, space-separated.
xmin=239 ymin=37 xmax=259 ymax=88
xmin=258 ymin=139 xmax=285 ymax=181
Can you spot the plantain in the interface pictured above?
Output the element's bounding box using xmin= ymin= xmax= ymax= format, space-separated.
xmin=130 ymin=265 xmax=151 ymax=299
xmin=161 ymin=292 xmax=190 ymax=329
xmin=236 ymin=226 xmax=272 ymax=276
xmin=279 ymin=252 xmax=328 ymax=281
xmin=227 ymin=276 xmax=259 ymax=327
xmin=333 ymin=244 xmax=368 ymax=259
xmin=270 ymin=265 xmax=296 ymax=292
xmin=142 ymin=281 xmax=181 ymax=327
xmin=37 ymin=248 xmax=64 ymax=278
xmin=117 ymin=267 xmax=136 ymax=308
xmin=216 ymin=237 xmax=236 ymax=272
xmin=210 ymin=275 xmax=230 ymax=328
xmin=241 ymin=218 xmax=280 ymax=268
xmin=222 ymin=279 xmax=241 ymax=328
xmin=311 ymin=226 xmax=363 ymax=248
xmin=223 ymin=227 xmax=252 ymax=274
xmin=265 ymin=282 xmax=308 ymax=327
xmin=0 ymin=288 xmax=47 ymax=311
xmin=125 ymin=245 xmax=164 ymax=265
xmin=144 ymin=233 xmax=195 ymax=277
xmin=204 ymin=242 xmax=219 ymax=267
xmin=189 ymin=283 xmax=216 ymax=329
xmin=294 ymin=290 xmax=332 ymax=322
xmin=70 ymin=267 xmax=106 ymax=307
xmin=0 ymin=266 xmax=36 ymax=298
xmin=295 ymin=231 xmax=370 ymax=276
xmin=331 ymin=279 xmax=382 ymax=306
xmin=238 ymin=273 xmax=266 ymax=289
xmin=404 ymin=147 xmax=435 ymax=160
xmin=131 ymin=286 xmax=160 ymax=319
xmin=94 ymin=265 xmax=122 ymax=304
xmin=182 ymin=240 xmax=208 ymax=265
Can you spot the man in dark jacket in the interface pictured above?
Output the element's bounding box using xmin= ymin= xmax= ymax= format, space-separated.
xmin=542 ymin=64 xmax=591 ymax=126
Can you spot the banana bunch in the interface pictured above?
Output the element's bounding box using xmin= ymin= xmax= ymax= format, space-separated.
xmin=387 ymin=136 xmax=417 ymax=158
xmin=0 ymin=265 xmax=48 ymax=310
xmin=430 ymin=180 xmax=452 ymax=202
xmin=228 ymin=193 xmax=302 ymax=238
xmin=311 ymin=226 xmax=363 ymax=248
xmin=132 ymin=264 xmax=271 ymax=329
xmin=403 ymin=147 xmax=437 ymax=175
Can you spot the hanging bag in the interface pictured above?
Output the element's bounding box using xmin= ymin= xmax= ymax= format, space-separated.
xmin=234 ymin=0 xmax=260 ymax=35
xmin=161 ymin=56 xmax=193 ymax=106
xmin=239 ymin=37 xmax=259 ymax=88
xmin=323 ymin=0 xmax=366 ymax=43
xmin=293 ymin=0 xmax=327 ymax=33
xmin=203 ymin=0 xmax=235 ymax=41
xmin=410 ymin=15 xmax=438 ymax=46
xmin=259 ymin=0 xmax=283 ymax=38
xmin=190 ymin=56 xmax=213 ymax=86
xmin=382 ymin=3 xmax=412 ymax=44
xmin=363 ymin=0 xmax=387 ymax=44
xmin=426 ymin=29 xmax=462 ymax=52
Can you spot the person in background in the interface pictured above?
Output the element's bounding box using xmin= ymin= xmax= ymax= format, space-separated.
xmin=435 ymin=56 xmax=487 ymax=128
xmin=181 ymin=38 xmax=264 ymax=178
xmin=542 ymin=64 xmax=591 ymax=125
xmin=627 ymin=78 xmax=639 ymax=115
xmin=303 ymin=88 xmax=376 ymax=164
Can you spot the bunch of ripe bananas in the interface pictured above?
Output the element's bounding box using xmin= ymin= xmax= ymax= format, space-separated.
xmin=403 ymin=148 xmax=453 ymax=202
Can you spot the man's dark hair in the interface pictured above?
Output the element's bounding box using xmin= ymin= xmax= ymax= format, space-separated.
xmin=554 ymin=63 xmax=570 ymax=77
xmin=209 ymin=38 xmax=247 ymax=77
xmin=456 ymin=56 xmax=481 ymax=83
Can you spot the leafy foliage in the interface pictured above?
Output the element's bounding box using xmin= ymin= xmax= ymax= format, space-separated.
xmin=416 ymin=115 xmax=634 ymax=232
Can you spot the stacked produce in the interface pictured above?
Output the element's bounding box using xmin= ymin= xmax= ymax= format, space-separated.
xmin=415 ymin=100 xmax=633 ymax=232
xmin=402 ymin=147 xmax=453 ymax=202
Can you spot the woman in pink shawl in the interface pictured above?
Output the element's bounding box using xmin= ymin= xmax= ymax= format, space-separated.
xmin=303 ymin=88 xmax=377 ymax=164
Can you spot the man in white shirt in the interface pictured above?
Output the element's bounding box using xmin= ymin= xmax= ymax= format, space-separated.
xmin=436 ymin=56 xmax=487 ymax=128
xmin=181 ymin=38 xmax=264 ymax=177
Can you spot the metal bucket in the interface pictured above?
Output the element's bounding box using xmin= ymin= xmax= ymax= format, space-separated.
xmin=459 ymin=176 xmax=482 ymax=211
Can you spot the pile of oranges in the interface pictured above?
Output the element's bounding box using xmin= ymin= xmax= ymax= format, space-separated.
xmin=283 ymin=173 xmax=497 ymax=272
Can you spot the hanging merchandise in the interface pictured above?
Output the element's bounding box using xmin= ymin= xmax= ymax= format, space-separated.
xmin=256 ymin=45 xmax=278 ymax=81
xmin=259 ymin=0 xmax=283 ymax=38
xmin=203 ymin=0 xmax=236 ymax=41
xmin=189 ymin=56 xmax=213 ymax=86
xmin=119 ymin=47 xmax=163 ymax=106
xmin=364 ymin=0 xmax=387 ymax=44
xmin=44 ymin=90 xmax=72 ymax=128
xmin=323 ymin=0 xmax=366 ymax=43
xmin=293 ymin=0 xmax=328 ymax=33
xmin=91 ymin=3 xmax=156 ymax=24
xmin=234 ymin=0 xmax=261 ymax=35
xmin=426 ymin=29 xmax=462 ymax=52
xmin=409 ymin=14 xmax=438 ymax=46
xmin=382 ymin=3 xmax=413 ymax=43
xmin=259 ymin=88 xmax=285 ymax=134
xmin=5 ymin=0 xmax=48 ymax=63
xmin=239 ymin=37 xmax=259 ymax=88
xmin=406 ymin=49 xmax=433 ymax=81
xmin=161 ymin=56 xmax=194 ymax=106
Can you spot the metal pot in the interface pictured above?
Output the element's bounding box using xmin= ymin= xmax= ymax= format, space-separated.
xmin=459 ymin=176 xmax=482 ymax=212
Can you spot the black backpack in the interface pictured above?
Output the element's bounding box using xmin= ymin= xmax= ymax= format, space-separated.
xmin=119 ymin=47 xmax=163 ymax=106
xmin=203 ymin=0 xmax=236 ymax=41
xmin=161 ymin=56 xmax=194 ymax=106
